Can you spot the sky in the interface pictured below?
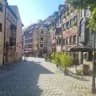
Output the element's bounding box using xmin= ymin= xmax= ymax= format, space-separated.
xmin=8 ymin=0 xmax=64 ymax=27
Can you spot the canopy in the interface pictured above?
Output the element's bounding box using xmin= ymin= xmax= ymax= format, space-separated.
xmin=70 ymin=46 xmax=96 ymax=52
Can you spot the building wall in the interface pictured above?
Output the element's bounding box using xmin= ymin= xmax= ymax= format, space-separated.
xmin=0 ymin=0 xmax=22 ymax=65
xmin=39 ymin=27 xmax=47 ymax=48
xmin=46 ymin=32 xmax=51 ymax=53
xmin=4 ymin=6 xmax=17 ymax=64
xmin=62 ymin=8 xmax=79 ymax=51
xmin=32 ymin=27 xmax=39 ymax=56
xmin=16 ymin=20 xmax=23 ymax=60
xmin=23 ymin=23 xmax=49 ymax=57
xmin=0 ymin=0 xmax=5 ymax=65
xmin=23 ymin=28 xmax=33 ymax=56
xmin=10 ymin=6 xmax=23 ymax=60
xmin=50 ymin=27 xmax=56 ymax=52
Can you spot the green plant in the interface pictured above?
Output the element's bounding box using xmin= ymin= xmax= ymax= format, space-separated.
xmin=62 ymin=53 xmax=73 ymax=70
xmin=50 ymin=52 xmax=55 ymax=60
xmin=48 ymin=52 xmax=73 ymax=71
xmin=73 ymin=22 xmax=77 ymax=26
xmin=73 ymin=57 xmax=78 ymax=65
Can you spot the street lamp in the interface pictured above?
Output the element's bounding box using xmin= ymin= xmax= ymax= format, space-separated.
xmin=92 ymin=31 xmax=96 ymax=93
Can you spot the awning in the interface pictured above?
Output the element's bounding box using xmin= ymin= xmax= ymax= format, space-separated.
xmin=70 ymin=46 xmax=96 ymax=52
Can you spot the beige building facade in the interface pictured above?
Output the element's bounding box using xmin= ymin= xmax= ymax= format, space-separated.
xmin=10 ymin=6 xmax=23 ymax=60
xmin=0 ymin=0 xmax=6 ymax=65
xmin=4 ymin=4 xmax=17 ymax=64
xmin=16 ymin=18 xmax=23 ymax=60
xmin=23 ymin=22 xmax=49 ymax=57
xmin=23 ymin=24 xmax=38 ymax=56
xmin=0 ymin=0 xmax=23 ymax=65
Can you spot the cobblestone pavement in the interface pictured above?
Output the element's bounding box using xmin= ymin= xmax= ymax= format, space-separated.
xmin=0 ymin=58 xmax=95 ymax=96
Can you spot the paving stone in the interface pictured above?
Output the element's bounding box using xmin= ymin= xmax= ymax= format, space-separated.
xmin=0 ymin=59 xmax=95 ymax=96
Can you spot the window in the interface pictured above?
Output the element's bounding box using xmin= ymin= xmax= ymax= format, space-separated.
xmin=58 ymin=38 xmax=61 ymax=45
xmin=41 ymin=30 xmax=43 ymax=34
xmin=0 ymin=23 xmax=2 ymax=32
xmin=69 ymin=37 xmax=72 ymax=44
xmin=24 ymin=44 xmax=32 ymax=48
xmin=25 ymin=39 xmax=32 ymax=43
xmin=9 ymin=37 xmax=16 ymax=46
xmin=66 ymin=38 xmax=68 ymax=45
xmin=66 ymin=22 xmax=70 ymax=29
xmin=73 ymin=35 xmax=76 ymax=44
xmin=57 ymin=39 xmax=59 ymax=45
xmin=25 ymin=33 xmax=32 ymax=38
xmin=73 ymin=16 xmax=77 ymax=23
xmin=40 ymin=37 xmax=43 ymax=41
xmin=70 ymin=19 xmax=73 ymax=27
xmin=0 ymin=3 xmax=3 ymax=12
xmin=63 ymin=39 xmax=65 ymax=45
xmin=63 ymin=24 xmax=66 ymax=30
xmin=40 ymin=44 xmax=43 ymax=47
xmin=28 ymin=45 xmax=32 ymax=48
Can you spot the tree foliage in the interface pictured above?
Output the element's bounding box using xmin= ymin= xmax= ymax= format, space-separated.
xmin=89 ymin=8 xmax=96 ymax=32
xmin=66 ymin=0 xmax=96 ymax=10
xmin=66 ymin=0 xmax=96 ymax=32
xmin=49 ymin=52 xmax=73 ymax=70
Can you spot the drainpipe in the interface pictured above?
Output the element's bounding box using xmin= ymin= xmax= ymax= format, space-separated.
xmin=92 ymin=32 xmax=96 ymax=93
xmin=77 ymin=11 xmax=81 ymax=65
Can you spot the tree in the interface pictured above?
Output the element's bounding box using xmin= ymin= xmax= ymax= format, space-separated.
xmin=89 ymin=8 xmax=96 ymax=31
xmin=66 ymin=0 xmax=96 ymax=10
xmin=89 ymin=8 xmax=96 ymax=93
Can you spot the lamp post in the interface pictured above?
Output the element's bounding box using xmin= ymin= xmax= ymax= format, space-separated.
xmin=92 ymin=32 xmax=96 ymax=93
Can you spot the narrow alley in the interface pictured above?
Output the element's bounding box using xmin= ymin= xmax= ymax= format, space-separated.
xmin=0 ymin=57 xmax=94 ymax=96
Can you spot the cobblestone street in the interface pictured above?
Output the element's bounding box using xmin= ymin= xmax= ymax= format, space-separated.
xmin=0 ymin=58 xmax=95 ymax=96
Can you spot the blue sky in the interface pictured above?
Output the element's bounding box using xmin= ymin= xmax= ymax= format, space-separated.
xmin=8 ymin=0 xmax=64 ymax=27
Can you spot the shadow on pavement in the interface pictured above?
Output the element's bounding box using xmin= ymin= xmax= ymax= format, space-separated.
xmin=27 ymin=61 xmax=54 ymax=74
xmin=0 ymin=60 xmax=53 ymax=96
xmin=0 ymin=61 xmax=21 ymax=74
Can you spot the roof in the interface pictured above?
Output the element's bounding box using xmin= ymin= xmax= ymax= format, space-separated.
xmin=7 ymin=5 xmax=17 ymax=19
xmin=10 ymin=5 xmax=23 ymax=24
xmin=70 ymin=45 xmax=96 ymax=52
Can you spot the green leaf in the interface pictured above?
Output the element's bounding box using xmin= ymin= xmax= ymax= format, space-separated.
xmin=88 ymin=7 xmax=96 ymax=32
